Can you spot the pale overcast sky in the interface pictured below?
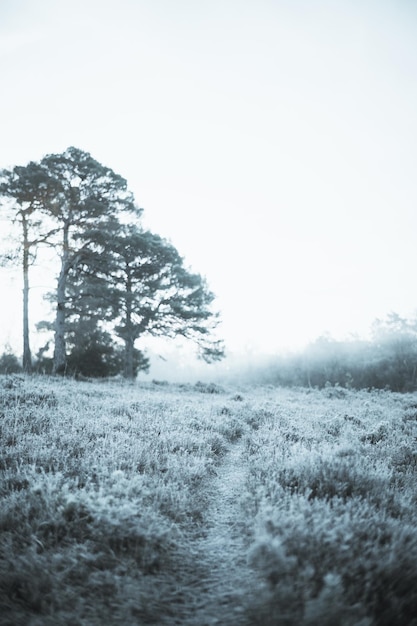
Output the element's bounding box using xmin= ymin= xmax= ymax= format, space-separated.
xmin=1 ymin=0 xmax=417 ymax=361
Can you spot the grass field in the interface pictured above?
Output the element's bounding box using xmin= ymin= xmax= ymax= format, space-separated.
xmin=1 ymin=374 xmax=417 ymax=625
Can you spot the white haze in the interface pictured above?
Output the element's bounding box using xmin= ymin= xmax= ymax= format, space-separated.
xmin=1 ymin=0 xmax=417 ymax=376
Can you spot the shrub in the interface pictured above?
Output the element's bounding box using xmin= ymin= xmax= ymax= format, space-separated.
xmin=0 ymin=351 xmax=22 ymax=374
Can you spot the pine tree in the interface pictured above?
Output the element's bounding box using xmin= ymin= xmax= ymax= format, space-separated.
xmin=75 ymin=219 xmax=224 ymax=378
xmin=0 ymin=162 xmax=57 ymax=372
xmin=39 ymin=147 xmax=140 ymax=374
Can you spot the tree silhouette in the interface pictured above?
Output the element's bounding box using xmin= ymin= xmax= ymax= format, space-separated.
xmin=2 ymin=147 xmax=224 ymax=378
xmin=39 ymin=147 xmax=140 ymax=374
xmin=0 ymin=162 xmax=57 ymax=371
xmin=70 ymin=219 xmax=224 ymax=378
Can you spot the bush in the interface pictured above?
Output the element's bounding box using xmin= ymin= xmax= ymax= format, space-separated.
xmin=0 ymin=351 xmax=22 ymax=374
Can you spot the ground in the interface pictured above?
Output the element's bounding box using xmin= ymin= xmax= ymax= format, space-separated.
xmin=1 ymin=375 xmax=417 ymax=625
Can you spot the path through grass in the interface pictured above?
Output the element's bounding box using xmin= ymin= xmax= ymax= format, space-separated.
xmin=174 ymin=436 xmax=256 ymax=626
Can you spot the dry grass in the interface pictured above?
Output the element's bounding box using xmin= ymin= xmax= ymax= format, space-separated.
xmin=1 ymin=376 xmax=417 ymax=624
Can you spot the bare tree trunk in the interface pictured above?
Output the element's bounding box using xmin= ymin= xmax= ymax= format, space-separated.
xmin=123 ymin=276 xmax=135 ymax=379
xmin=22 ymin=215 xmax=32 ymax=373
xmin=124 ymin=336 xmax=135 ymax=379
xmin=53 ymin=223 xmax=70 ymax=375
xmin=53 ymin=270 xmax=67 ymax=374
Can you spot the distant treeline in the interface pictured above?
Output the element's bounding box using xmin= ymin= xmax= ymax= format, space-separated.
xmin=252 ymin=313 xmax=417 ymax=392
xmin=3 ymin=312 xmax=417 ymax=391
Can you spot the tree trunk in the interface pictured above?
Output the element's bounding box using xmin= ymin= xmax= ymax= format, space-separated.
xmin=53 ymin=274 xmax=67 ymax=374
xmin=22 ymin=215 xmax=32 ymax=373
xmin=124 ymin=336 xmax=135 ymax=379
xmin=123 ymin=273 xmax=135 ymax=379
xmin=53 ymin=223 xmax=70 ymax=375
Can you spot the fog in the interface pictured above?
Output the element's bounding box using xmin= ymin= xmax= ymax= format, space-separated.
xmin=1 ymin=0 xmax=417 ymax=376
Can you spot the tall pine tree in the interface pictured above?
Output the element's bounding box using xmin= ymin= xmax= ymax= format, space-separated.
xmin=39 ymin=147 xmax=140 ymax=374
xmin=0 ymin=162 xmax=58 ymax=372
xmin=72 ymin=219 xmax=224 ymax=378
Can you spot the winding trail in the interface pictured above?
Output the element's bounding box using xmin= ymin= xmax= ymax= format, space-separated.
xmin=166 ymin=439 xmax=258 ymax=626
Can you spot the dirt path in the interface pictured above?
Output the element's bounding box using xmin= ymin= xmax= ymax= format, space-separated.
xmin=166 ymin=439 xmax=258 ymax=626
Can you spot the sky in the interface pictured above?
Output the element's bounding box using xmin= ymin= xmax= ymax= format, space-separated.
xmin=1 ymin=0 xmax=417 ymax=371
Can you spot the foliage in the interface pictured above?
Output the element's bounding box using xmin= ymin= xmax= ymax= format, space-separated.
xmin=0 ymin=148 xmax=224 ymax=378
xmin=0 ymin=349 xmax=22 ymax=374
xmin=66 ymin=321 xmax=150 ymax=378
xmin=253 ymin=313 xmax=417 ymax=392
xmin=62 ymin=218 xmax=224 ymax=378
xmin=0 ymin=161 xmax=58 ymax=371
xmin=37 ymin=147 xmax=140 ymax=374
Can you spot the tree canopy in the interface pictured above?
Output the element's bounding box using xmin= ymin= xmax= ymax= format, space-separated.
xmin=0 ymin=147 xmax=225 ymax=378
xmin=68 ymin=219 xmax=224 ymax=378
